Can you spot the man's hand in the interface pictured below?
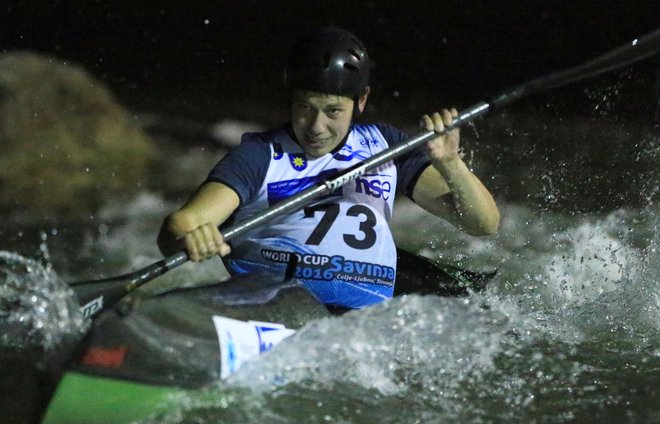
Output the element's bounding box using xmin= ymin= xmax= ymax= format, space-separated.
xmin=413 ymin=107 xmax=500 ymax=236
xmin=157 ymin=182 xmax=240 ymax=261
xmin=180 ymin=222 xmax=231 ymax=262
xmin=420 ymin=108 xmax=460 ymax=163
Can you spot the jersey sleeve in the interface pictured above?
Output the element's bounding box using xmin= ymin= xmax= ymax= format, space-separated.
xmin=205 ymin=132 xmax=271 ymax=205
xmin=375 ymin=123 xmax=430 ymax=198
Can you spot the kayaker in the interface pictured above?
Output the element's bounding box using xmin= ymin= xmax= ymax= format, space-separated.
xmin=157 ymin=26 xmax=499 ymax=311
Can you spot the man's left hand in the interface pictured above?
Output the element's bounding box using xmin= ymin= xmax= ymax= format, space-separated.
xmin=420 ymin=108 xmax=460 ymax=163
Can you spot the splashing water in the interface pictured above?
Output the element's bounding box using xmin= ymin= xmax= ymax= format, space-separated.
xmin=0 ymin=247 xmax=89 ymax=424
xmin=232 ymin=295 xmax=508 ymax=394
xmin=0 ymin=248 xmax=87 ymax=352
xmin=2 ymin=107 xmax=658 ymax=422
xmin=135 ymin=202 xmax=660 ymax=424
xmin=140 ymin=295 xmax=513 ymax=423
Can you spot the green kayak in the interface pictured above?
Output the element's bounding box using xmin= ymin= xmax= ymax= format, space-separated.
xmin=41 ymin=249 xmax=494 ymax=424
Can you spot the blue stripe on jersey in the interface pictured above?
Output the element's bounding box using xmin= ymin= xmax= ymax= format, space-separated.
xmin=266 ymin=168 xmax=339 ymax=205
xmin=332 ymin=143 xmax=371 ymax=162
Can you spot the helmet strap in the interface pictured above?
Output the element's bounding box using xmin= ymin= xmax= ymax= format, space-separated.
xmin=352 ymin=96 xmax=361 ymax=121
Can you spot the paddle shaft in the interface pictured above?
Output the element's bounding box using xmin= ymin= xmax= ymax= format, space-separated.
xmin=160 ymin=26 xmax=660 ymax=272
xmin=74 ymin=27 xmax=660 ymax=318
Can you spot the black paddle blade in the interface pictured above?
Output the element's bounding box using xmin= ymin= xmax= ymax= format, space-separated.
xmin=70 ymin=263 xmax=165 ymax=319
xmin=69 ymin=253 xmax=188 ymax=319
xmin=394 ymin=247 xmax=496 ymax=297
xmin=71 ymin=280 xmax=134 ymax=319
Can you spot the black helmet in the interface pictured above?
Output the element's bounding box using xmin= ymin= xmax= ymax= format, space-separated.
xmin=285 ymin=27 xmax=370 ymax=97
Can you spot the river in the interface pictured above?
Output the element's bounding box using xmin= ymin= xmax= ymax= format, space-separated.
xmin=1 ymin=38 xmax=659 ymax=424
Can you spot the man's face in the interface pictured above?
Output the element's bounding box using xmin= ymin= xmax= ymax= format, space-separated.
xmin=290 ymin=90 xmax=356 ymax=158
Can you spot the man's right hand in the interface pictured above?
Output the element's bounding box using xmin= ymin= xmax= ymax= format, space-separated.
xmin=157 ymin=182 xmax=241 ymax=261
xmin=181 ymin=222 xmax=231 ymax=262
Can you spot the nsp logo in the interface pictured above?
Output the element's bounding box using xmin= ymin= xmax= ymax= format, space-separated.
xmin=355 ymin=175 xmax=391 ymax=200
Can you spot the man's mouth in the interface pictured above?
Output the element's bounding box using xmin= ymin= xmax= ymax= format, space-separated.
xmin=307 ymin=137 xmax=328 ymax=147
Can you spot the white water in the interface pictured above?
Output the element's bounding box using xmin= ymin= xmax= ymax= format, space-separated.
xmin=122 ymin=200 xmax=658 ymax=423
xmin=3 ymin=190 xmax=658 ymax=422
xmin=2 ymin=110 xmax=659 ymax=422
xmin=0 ymin=249 xmax=86 ymax=353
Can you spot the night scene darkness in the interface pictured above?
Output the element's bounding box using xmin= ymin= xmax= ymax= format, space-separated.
xmin=1 ymin=2 xmax=660 ymax=424
xmin=3 ymin=1 xmax=660 ymax=122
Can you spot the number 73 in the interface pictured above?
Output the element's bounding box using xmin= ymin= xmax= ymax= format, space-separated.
xmin=303 ymin=203 xmax=377 ymax=250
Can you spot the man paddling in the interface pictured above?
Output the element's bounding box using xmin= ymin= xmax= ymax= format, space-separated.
xmin=158 ymin=26 xmax=499 ymax=310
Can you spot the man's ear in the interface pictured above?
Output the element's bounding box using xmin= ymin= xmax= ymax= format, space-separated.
xmin=357 ymin=86 xmax=371 ymax=113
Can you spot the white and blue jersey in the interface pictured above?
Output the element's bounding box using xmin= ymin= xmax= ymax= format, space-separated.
xmin=207 ymin=123 xmax=429 ymax=309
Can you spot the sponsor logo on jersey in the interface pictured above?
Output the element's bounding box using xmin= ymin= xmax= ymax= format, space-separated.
xmin=288 ymin=153 xmax=307 ymax=170
xmin=355 ymin=174 xmax=392 ymax=200
xmin=359 ymin=137 xmax=380 ymax=147
xmin=329 ymin=256 xmax=395 ymax=286
xmin=262 ymin=250 xmax=331 ymax=266
xmin=260 ymin=249 xmax=395 ymax=286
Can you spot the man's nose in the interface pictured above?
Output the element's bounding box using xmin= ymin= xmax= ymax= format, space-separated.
xmin=309 ymin=111 xmax=326 ymax=133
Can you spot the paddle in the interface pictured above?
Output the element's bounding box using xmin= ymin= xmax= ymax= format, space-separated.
xmin=71 ymin=27 xmax=660 ymax=319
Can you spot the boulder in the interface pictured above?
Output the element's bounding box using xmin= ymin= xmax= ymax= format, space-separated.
xmin=0 ymin=51 xmax=154 ymax=220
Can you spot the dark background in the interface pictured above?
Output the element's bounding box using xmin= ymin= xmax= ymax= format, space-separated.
xmin=2 ymin=0 xmax=659 ymax=125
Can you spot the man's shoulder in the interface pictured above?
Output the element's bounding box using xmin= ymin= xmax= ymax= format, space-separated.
xmin=241 ymin=126 xmax=288 ymax=145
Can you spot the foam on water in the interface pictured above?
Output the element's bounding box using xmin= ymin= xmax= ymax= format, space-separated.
xmin=232 ymin=295 xmax=508 ymax=395
xmin=139 ymin=295 xmax=514 ymax=423
xmin=0 ymin=248 xmax=87 ymax=352
xmin=508 ymin=208 xmax=658 ymax=347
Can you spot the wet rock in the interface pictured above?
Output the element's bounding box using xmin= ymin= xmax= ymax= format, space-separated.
xmin=0 ymin=51 xmax=154 ymax=220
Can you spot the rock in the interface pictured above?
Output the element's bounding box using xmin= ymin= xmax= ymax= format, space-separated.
xmin=0 ymin=51 xmax=154 ymax=220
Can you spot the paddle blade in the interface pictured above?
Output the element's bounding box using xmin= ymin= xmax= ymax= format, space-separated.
xmin=68 ymin=253 xmax=188 ymax=319
xmin=72 ymin=281 xmax=133 ymax=319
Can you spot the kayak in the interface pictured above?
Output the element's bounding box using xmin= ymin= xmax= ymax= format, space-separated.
xmin=41 ymin=249 xmax=494 ymax=424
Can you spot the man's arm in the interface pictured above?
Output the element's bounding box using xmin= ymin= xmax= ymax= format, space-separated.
xmin=157 ymin=181 xmax=240 ymax=261
xmin=411 ymin=109 xmax=500 ymax=236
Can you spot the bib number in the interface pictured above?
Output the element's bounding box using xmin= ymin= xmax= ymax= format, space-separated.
xmin=304 ymin=203 xmax=377 ymax=249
